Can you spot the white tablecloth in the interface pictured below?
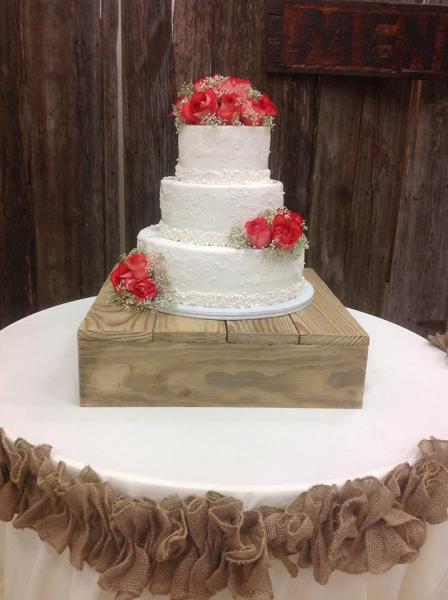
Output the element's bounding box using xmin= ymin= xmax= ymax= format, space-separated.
xmin=0 ymin=298 xmax=447 ymax=599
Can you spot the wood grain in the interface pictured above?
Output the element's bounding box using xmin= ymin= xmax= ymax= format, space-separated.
xmin=78 ymin=278 xmax=156 ymax=342
xmin=79 ymin=340 xmax=367 ymax=408
xmin=291 ymin=270 xmax=369 ymax=345
xmin=153 ymin=313 xmax=227 ymax=343
xmin=0 ymin=0 xmax=36 ymax=328
xmin=227 ymin=316 xmax=299 ymax=345
xmin=21 ymin=0 xmax=82 ymax=309
xmin=122 ymin=0 xmax=176 ymax=247
xmin=17 ymin=0 xmax=120 ymax=309
xmin=307 ymin=75 xmax=365 ymax=300
xmin=173 ymin=0 xmax=213 ymax=90
xmin=341 ymin=78 xmax=412 ymax=315
xmin=77 ymin=1 xmax=120 ymax=296
xmin=386 ymin=79 xmax=448 ymax=336
xmin=78 ymin=269 xmax=369 ymax=407
xmin=267 ymin=0 xmax=448 ymax=78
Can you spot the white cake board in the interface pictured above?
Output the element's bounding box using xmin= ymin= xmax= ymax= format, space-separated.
xmin=158 ymin=280 xmax=315 ymax=320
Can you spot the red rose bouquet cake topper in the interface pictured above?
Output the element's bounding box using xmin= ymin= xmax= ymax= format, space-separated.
xmin=230 ymin=208 xmax=309 ymax=257
xmin=171 ymin=75 xmax=278 ymax=129
xmin=110 ymin=250 xmax=171 ymax=311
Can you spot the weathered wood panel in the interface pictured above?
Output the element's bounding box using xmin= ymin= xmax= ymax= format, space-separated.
xmin=0 ymin=0 xmax=119 ymax=327
xmin=122 ymin=0 xmax=176 ymax=247
xmin=307 ymin=75 xmax=413 ymax=315
xmin=267 ymin=0 xmax=448 ymax=78
xmin=22 ymin=1 xmax=107 ymax=308
xmin=0 ymin=1 xmax=36 ymax=329
xmin=307 ymin=76 xmax=365 ymax=297
xmin=386 ymin=80 xmax=448 ymax=335
xmin=173 ymin=0 xmax=213 ymax=90
xmin=22 ymin=0 xmax=85 ymax=311
xmin=341 ymin=78 xmax=412 ymax=314
xmin=76 ymin=2 xmax=120 ymax=296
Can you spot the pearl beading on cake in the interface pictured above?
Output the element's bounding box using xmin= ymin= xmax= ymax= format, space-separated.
xmin=167 ymin=278 xmax=305 ymax=309
xmin=175 ymin=165 xmax=271 ymax=185
xmin=160 ymin=222 xmax=230 ymax=246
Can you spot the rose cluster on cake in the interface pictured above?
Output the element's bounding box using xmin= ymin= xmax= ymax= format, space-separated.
xmin=110 ymin=250 xmax=171 ymax=311
xmin=229 ymin=208 xmax=309 ymax=257
xmin=171 ymin=75 xmax=278 ymax=128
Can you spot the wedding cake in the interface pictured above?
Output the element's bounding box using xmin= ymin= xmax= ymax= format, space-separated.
xmin=111 ymin=76 xmax=314 ymax=319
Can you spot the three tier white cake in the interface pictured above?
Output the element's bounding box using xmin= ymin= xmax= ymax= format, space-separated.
xmin=135 ymin=77 xmax=314 ymax=319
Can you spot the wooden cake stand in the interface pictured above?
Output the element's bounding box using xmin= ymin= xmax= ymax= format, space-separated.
xmin=78 ymin=269 xmax=369 ymax=408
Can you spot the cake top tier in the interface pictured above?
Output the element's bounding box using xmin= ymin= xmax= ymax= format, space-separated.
xmin=171 ymin=75 xmax=278 ymax=128
xmin=177 ymin=126 xmax=271 ymax=178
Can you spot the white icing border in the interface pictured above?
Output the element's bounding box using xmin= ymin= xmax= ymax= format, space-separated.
xmin=175 ymin=165 xmax=271 ymax=185
xmin=168 ymin=278 xmax=305 ymax=309
xmin=160 ymin=222 xmax=230 ymax=246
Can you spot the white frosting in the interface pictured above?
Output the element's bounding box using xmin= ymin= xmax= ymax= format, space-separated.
xmin=178 ymin=125 xmax=271 ymax=171
xmin=138 ymin=226 xmax=305 ymax=309
xmin=174 ymin=166 xmax=271 ymax=185
xmin=160 ymin=177 xmax=284 ymax=245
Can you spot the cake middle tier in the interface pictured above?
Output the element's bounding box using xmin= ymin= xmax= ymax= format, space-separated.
xmin=138 ymin=225 xmax=305 ymax=309
xmin=160 ymin=177 xmax=284 ymax=246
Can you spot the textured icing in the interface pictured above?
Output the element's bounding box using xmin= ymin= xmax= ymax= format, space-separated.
xmin=137 ymin=226 xmax=305 ymax=309
xmin=167 ymin=281 xmax=305 ymax=309
xmin=159 ymin=223 xmax=230 ymax=246
xmin=175 ymin=166 xmax=271 ymax=184
xmin=160 ymin=177 xmax=284 ymax=244
xmin=178 ymin=125 xmax=270 ymax=171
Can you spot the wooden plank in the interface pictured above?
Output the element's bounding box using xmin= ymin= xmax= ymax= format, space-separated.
xmin=341 ymin=78 xmax=412 ymax=315
xmin=153 ymin=313 xmax=227 ymax=343
xmin=122 ymin=0 xmax=176 ymax=247
xmin=0 ymin=1 xmax=36 ymax=328
xmin=385 ymin=79 xmax=448 ymax=336
xmin=291 ymin=269 xmax=369 ymax=345
xmin=270 ymin=75 xmax=319 ymax=218
xmin=267 ymin=0 xmax=448 ymax=79
xmin=77 ymin=1 xmax=120 ymax=297
xmin=101 ymin=2 xmax=121 ymax=271
xmin=226 ymin=316 xmax=299 ymax=345
xmin=307 ymin=75 xmax=365 ymax=301
xmin=173 ymin=0 xmax=213 ymax=90
xmin=21 ymin=0 xmax=82 ymax=310
xmin=212 ymin=0 xmax=267 ymax=85
xmin=79 ymin=340 xmax=367 ymax=408
xmin=78 ymin=278 xmax=156 ymax=342
xmin=20 ymin=0 xmax=119 ymax=312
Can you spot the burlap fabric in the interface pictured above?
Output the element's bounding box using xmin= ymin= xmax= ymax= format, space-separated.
xmin=428 ymin=331 xmax=448 ymax=354
xmin=0 ymin=430 xmax=448 ymax=600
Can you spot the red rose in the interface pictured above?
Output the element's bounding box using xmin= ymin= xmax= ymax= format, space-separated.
xmin=181 ymin=89 xmax=218 ymax=124
xmin=217 ymin=92 xmax=239 ymax=124
xmin=252 ymin=93 xmax=278 ymax=116
xmin=288 ymin=210 xmax=304 ymax=233
xmin=239 ymin=101 xmax=265 ymax=126
xmin=272 ymin=212 xmax=302 ymax=250
xmin=221 ymin=77 xmax=252 ymax=99
xmin=110 ymin=261 xmax=133 ymax=290
xmin=128 ymin=278 xmax=158 ymax=302
xmin=126 ymin=252 xmax=148 ymax=280
xmin=245 ymin=217 xmax=272 ymax=249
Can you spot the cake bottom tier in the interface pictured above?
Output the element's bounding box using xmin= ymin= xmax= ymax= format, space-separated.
xmin=137 ymin=226 xmax=312 ymax=317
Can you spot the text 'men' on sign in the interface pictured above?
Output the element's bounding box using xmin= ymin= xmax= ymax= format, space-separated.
xmin=267 ymin=0 xmax=448 ymax=78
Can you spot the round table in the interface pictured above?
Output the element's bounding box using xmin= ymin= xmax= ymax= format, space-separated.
xmin=0 ymin=298 xmax=447 ymax=600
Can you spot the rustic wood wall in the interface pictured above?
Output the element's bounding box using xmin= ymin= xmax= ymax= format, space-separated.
xmin=1 ymin=0 xmax=447 ymax=336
